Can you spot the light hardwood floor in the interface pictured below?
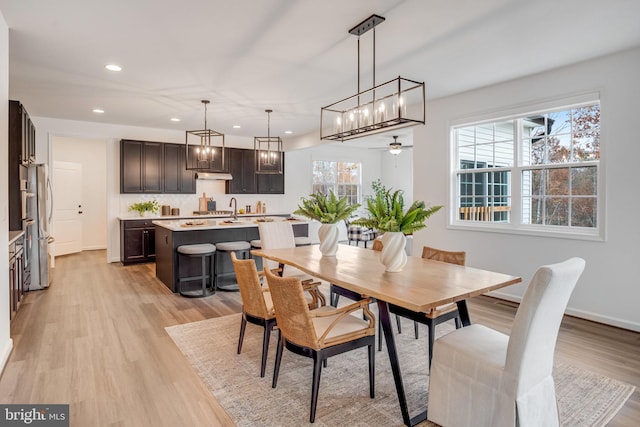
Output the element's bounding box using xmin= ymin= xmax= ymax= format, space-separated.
xmin=1 ymin=250 xmax=638 ymax=426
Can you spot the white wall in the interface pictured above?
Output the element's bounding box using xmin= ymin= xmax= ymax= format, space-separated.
xmin=52 ymin=136 xmax=108 ymax=250
xmin=413 ymin=47 xmax=640 ymax=332
xmin=0 ymin=10 xmax=13 ymax=372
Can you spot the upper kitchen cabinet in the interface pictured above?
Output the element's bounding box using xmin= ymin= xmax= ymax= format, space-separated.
xmin=163 ymin=143 xmax=196 ymax=194
xmin=256 ymin=154 xmax=285 ymax=194
xmin=9 ymin=100 xmax=36 ymax=166
xmin=8 ymin=100 xmax=36 ymax=231
xmin=225 ymin=148 xmax=256 ymax=194
xmin=120 ymin=139 xmax=163 ymax=193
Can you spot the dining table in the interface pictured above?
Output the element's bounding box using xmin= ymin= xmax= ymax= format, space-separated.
xmin=251 ymin=244 xmax=522 ymax=426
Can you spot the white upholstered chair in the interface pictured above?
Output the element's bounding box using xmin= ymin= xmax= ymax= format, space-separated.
xmin=257 ymin=221 xmax=326 ymax=306
xmin=427 ymin=257 xmax=585 ymax=427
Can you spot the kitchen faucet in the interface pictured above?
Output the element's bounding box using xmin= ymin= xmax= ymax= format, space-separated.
xmin=229 ymin=197 xmax=238 ymax=220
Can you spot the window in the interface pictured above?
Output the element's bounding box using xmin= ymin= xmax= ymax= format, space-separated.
xmin=312 ymin=160 xmax=361 ymax=205
xmin=452 ymin=101 xmax=600 ymax=237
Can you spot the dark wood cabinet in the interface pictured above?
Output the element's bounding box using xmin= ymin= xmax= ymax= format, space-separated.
xmin=256 ymin=154 xmax=285 ymax=194
xmin=120 ymin=219 xmax=156 ymax=264
xmin=9 ymin=235 xmax=25 ymax=320
xmin=120 ymin=139 xmax=163 ymax=193
xmin=9 ymin=100 xmax=36 ymax=166
xmin=8 ymin=100 xmax=35 ymax=231
xmin=225 ymin=148 xmax=256 ymax=194
xmin=163 ymin=143 xmax=196 ymax=194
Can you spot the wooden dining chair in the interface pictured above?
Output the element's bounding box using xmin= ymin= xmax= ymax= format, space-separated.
xmin=380 ymin=245 xmax=467 ymax=368
xmin=428 ymin=258 xmax=585 ymax=427
xmin=265 ymin=267 xmax=376 ymax=423
xmin=231 ymin=253 xmax=325 ymax=377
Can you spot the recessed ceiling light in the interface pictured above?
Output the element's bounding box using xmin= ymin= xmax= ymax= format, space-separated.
xmin=105 ymin=64 xmax=122 ymax=72
xmin=284 ymin=130 xmax=293 ymax=134
xmin=232 ymin=125 xmax=241 ymax=129
xmin=92 ymin=108 xmax=105 ymax=114
xmin=170 ymin=118 xmax=181 ymax=122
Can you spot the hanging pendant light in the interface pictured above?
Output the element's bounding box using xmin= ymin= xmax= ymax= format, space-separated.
xmin=320 ymin=14 xmax=426 ymax=142
xmin=255 ymin=109 xmax=283 ymax=174
xmin=185 ymin=99 xmax=226 ymax=172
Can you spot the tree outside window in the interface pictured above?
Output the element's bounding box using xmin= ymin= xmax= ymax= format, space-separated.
xmin=312 ymin=161 xmax=361 ymax=205
xmin=453 ymin=102 xmax=600 ymax=233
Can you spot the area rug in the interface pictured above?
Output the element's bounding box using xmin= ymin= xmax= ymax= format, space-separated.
xmin=166 ymin=313 xmax=634 ymax=427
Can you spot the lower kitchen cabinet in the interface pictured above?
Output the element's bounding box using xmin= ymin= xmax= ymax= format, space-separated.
xmin=9 ymin=233 xmax=26 ymax=320
xmin=120 ymin=219 xmax=156 ymax=264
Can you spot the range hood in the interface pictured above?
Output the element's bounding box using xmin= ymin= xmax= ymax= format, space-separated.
xmin=195 ymin=172 xmax=233 ymax=180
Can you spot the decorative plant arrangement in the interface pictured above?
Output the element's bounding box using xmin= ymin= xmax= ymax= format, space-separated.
xmin=128 ymin=200 xmax=160 ymax=217
xmin=294 ymin=190 xmax=360 ymax=256
xmin=353 ymin=188 xmax=442 ymax=271
xmin=354 ymin=189 xmax=441 ymax=235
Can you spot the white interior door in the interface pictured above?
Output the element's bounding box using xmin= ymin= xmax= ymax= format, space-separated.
xmin=52 ymin=161 xmax=83 ymax=256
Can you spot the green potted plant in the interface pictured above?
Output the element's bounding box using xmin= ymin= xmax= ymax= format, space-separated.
xmin=128 ymin=200 xmax=160 ymax=217
xmin=293 ymin=190 xmax=360 ymax=256
xmin=353 ymin=189 xmax=442 ymax=271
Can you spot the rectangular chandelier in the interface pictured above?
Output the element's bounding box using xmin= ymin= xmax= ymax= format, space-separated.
xmin=185 ymin=100 xmax=226 ymax=172
xmin=320 ymin=14 xmax=425 ymax=142
xmin=254 ymin=136 xmax=283 ymax=174
xmin=321 ymin=76 xmax=425 ymax=141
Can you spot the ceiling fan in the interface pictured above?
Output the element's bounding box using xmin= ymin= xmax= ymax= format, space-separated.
xmin=369 ymin=135 xmax=413 ymax=155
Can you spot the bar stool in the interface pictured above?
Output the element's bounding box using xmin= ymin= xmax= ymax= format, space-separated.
xmin=176 ymin=243 xmax=216 ymax=298
xmin=215 ymin=241 xmax=251 ymax=291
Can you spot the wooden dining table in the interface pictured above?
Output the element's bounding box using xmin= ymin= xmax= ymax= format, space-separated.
xmin=251 ymin=244 xmax=522 ymax=426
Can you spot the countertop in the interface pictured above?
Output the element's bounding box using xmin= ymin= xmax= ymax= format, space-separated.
xmin=8 ymin=230 xmax=25 ymax=245
xmin=118 ymin=212 xmax=292 ymax=221
xmin=153 ymin=217 xmax=308 ymax=232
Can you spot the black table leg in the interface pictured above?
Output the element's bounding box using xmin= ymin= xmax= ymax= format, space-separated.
xmin=456 ymin=299 xmax=472 ymax=326
xmin=378 ymin=300 xmax=420 ymax=426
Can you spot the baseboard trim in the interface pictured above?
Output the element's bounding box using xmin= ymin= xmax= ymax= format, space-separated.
xmin=0 ymin=338 xmax=14 ymax=378
xmin=488 ymin=290 xmax=640 ymax=332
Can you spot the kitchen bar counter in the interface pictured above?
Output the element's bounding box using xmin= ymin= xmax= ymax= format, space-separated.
xmin=118 ymin=212 xmax=292 ymax=221
xmin=152 ymin=217 xmax=308 ymax=232
xmin=154 ymin=217 xmax=309 ymax=293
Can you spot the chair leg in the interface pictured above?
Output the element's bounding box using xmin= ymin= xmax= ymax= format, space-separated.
xmin=272 ymin=332 xmax=284 ymax=388
xmin=261 ymin=323 xmax=273 ymax=378
xmin=414 ymin=321 xmax=419 ymax=339
xmin=396 ymin=314 xmax=402 ymax=334
xmin=237 ymin=313 xmax=247 ymax=354
xmin=368 ymin=343 xmax=375 ymax=398
xmin=310 ymin=353 xmax=324 ymax=423
xmin=454 ymin=316 xmax=462 ymax=329
xmin=378 ymin=316 xmax=383 ymax=351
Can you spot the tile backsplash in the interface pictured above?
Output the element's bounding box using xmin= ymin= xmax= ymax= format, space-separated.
xmin=119 ymin=179 xmax=290 ymax=216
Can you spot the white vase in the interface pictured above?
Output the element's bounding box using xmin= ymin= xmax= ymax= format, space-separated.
xmin=318 ymin=223 xmax=339 ymax=257
xmin=380 ymin=232 xmax=407 ymax=272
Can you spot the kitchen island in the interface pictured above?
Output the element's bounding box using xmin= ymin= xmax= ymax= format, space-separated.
xmin=153 ymin=217 xmax=309 ymax=293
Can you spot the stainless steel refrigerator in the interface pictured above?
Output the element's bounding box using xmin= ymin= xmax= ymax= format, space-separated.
xmin=25 ymin=164 xmax=54 ymax=290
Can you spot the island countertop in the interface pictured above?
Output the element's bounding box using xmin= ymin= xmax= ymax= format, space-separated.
xmin=152 ymin=217 xmax=309 ymax=232
xmin=153 ymin=217 xmax=310 ymax=293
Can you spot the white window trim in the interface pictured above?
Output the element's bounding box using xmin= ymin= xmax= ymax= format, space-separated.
xmin=447 ymin=93 xmax=605 ymax=241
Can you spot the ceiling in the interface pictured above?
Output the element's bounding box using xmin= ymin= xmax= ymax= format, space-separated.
xmin=1 ymin=0 xmax=639 ymax=147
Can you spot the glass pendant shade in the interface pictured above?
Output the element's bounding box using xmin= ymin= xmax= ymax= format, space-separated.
xmin=185 ymin=100 xmax=226 ymax=172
